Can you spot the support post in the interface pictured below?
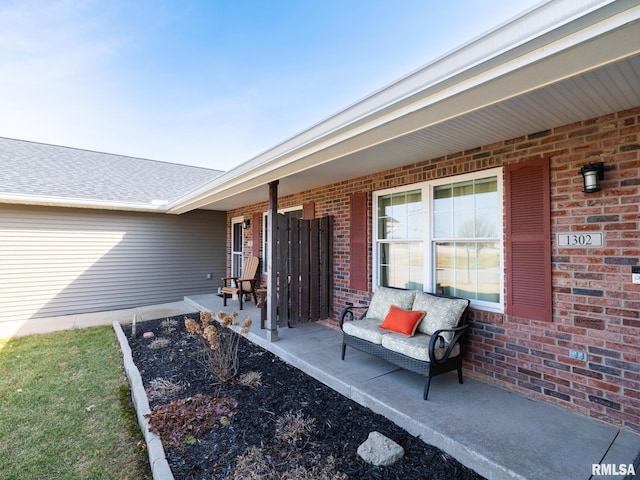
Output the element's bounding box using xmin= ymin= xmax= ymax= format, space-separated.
xmin=267 ymin=180 xmax=279 ymax=342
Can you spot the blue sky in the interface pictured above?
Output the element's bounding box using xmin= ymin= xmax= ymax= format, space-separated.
xmin=0 ymin=0 xmax=542 ymax=171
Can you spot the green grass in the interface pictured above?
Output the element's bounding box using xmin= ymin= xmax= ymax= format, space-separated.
xmin=0 ymin=326 xmax=151 ymax=480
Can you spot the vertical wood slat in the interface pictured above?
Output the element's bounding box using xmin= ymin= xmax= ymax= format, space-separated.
xmin=310 ymin=218 xmax=320 ymax=321
xmin=300 ymin=218 xmax=311 ymax=322
xmin=289 ymin=216 xmax=300 ymax=324
xmin=319 ymin=216 xmax=331 ymax=318
xmin=277 ymin=214 xmax=289 ymax=327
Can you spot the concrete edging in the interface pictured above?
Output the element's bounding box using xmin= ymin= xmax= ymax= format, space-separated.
xmin=112 ymin=321 xmax=174 ymax=480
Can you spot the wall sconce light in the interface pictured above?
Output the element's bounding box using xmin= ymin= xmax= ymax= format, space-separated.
xmin=579 ymin=162 xmax=604 ymax=193
xmin=242 ymin=219 xmax=251 ymax=229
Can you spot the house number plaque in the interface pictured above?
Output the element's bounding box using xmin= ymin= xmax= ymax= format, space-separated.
xmin=557 ymin=232 xmax=603 ymax=247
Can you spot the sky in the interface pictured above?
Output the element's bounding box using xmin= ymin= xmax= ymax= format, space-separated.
xmin=0 ymin=0 xmax=543 ymax=171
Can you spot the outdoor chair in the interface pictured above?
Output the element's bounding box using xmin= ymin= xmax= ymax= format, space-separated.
xmin=221 ymin=256 xmax=260 ymax=310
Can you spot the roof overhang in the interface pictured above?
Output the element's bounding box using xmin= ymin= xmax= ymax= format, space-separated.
xmin=0 ymin=192 xmax=171 ymax=213
xmin=169 ymin=0 xmax=640 ymax=214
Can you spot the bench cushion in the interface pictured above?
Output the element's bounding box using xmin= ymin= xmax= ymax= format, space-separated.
xmin=412 ymin=292 xmax=468 ymax=342
xmin=381 ymin=332 xmax=461 ymax=362
xmin=342 ymin=318 xmax=388 ymax=344
xmin=365 ymin=287 xmax=416 ymax=321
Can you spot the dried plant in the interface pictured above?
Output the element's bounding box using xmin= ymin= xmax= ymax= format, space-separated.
xmin=160 ymin=318 xmax=178 ymax=328
xmin=231 ymin=447 xmax=346 ymax=480
xmin=160 ymin=318 xmax=178 ymax=334
xmin=238 ymin=371 xmax=262 ymax=388
xmin=184 ymin=311 xmax=252 ymax=382
xmin=146 ymin=377 xmax=187 ymax=401
xmin=275 ymin=410 xmax=317 ymax=444
xmin=149 ymin=337 xmax=170 ymax=349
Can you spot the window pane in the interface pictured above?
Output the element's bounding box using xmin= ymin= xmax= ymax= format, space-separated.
xmin=378 ymin=242 xmax=423 ymax=290
xmin=377 ymin=190 xmax=422 ymax=240
xmin=232 ymin=222 xmax=243 ymax=251
xmin=435 ymin=241 xmax=500 ymax=302
xmin=454 ymin=210 xmax=475 ymax=238
xmin=434 ymin=176 xmax=498 ymax=240
xmin=477 ymin=241 xmax=500 ymax=302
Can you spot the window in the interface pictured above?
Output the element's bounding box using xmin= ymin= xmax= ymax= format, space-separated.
xmin=433 ymin=176 xmax=500 ymax=304
xmin=231 ymin=217 xmax=244 ymax=277
xmin=377 ymin=189 xmax=424 ymax=290
xmin=373 ymin=168 xmax=503 ymax=311
xmin=262 ymin=206 xmax=303 ymax=273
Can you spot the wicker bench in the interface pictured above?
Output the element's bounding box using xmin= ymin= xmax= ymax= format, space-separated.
xmin=339 ymin=287 xmax=470 ymax=400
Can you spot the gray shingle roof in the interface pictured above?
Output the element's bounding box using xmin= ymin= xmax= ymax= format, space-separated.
xmin=0 ymin=137 xmax=223 ymax=207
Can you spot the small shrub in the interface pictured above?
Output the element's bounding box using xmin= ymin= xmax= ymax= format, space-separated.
xmin=231 ymin=447 xmax=346 ymax=480
xmin=145 ymin=394 xmax=237 ymax=447
xmin=145 ymin=377 xmax=187 ymax=402
xmin=238 ymin=371 xmax=262 ymax=388
xmin=148 ymin=337 xmax=170 ymax=349
xmin=231 ymin=446 xmax=272 ymax=480
xmin=160 ymin=318 xmax=178 ymax=329
xmin=275 ymin=410 xmax=317 ymax=444
xmin=185 ymin=311 xmax=252 ymax=382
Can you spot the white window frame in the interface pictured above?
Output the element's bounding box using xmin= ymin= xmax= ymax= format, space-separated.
xmin=262 ymin=205 xmax=303 ymax=273
xmin=372 ymin=167 xmax=504 ymax=312
xmin=231 ymin=216 xmax=244 ymax=277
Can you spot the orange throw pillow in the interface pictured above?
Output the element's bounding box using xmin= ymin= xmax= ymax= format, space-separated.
xmin=380 ymin=305 xmax=426 ymax=336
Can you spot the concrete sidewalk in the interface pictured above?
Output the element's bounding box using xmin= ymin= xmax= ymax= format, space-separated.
xmin=2 ymin=295 xmax=639 ymax=480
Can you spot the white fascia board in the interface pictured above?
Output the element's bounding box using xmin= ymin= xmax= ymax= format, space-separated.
xmin=0 ymin=192 xmax=170 ymax=213
xmin=169 ymin=0 xmax=640 ymax=214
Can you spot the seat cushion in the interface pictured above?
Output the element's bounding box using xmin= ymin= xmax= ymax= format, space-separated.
xmin=342 ymin=318 xmax=388 ymax=344
xmin=365 ymin=287 xmax=417 ymax=321
xmin=381 ymin=332 xmax=461 ymax=362
xmin=380 ymin=306 xmax=425 ymax=336
xmin=412 ymin=292 xmax=468 ymax=342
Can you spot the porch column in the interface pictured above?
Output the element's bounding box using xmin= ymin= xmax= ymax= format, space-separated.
xmin=266 ymin=180 xmax=279 ymax=342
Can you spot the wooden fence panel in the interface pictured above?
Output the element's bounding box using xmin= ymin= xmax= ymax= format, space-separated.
xmin=275 ymin=214 xmax=332 ymax=325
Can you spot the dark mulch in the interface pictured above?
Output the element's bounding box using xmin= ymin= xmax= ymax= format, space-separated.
xmin=123 ymin=314 xmax=484 ymax=480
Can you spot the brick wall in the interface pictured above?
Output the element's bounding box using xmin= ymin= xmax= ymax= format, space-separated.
xmin=226 ymin=107 xmax=640 ymax=433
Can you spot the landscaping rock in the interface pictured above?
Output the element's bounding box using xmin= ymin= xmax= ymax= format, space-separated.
xmin=357 ymin=431 xmax=405 ymax=466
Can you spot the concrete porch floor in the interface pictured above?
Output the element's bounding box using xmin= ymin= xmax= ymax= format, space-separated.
xmin=1 ymin=293 xmax=638 ymax=480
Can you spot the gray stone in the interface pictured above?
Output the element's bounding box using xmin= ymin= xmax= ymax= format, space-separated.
xmin=357 ymin=431 xmax=405 ymax=466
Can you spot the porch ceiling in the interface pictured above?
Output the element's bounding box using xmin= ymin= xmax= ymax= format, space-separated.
xmin=170 ymin=3 xmax=640 ymax=213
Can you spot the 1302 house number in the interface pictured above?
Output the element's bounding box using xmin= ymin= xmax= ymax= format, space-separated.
xmin=557 ymin=232 xmax=603 ymax=247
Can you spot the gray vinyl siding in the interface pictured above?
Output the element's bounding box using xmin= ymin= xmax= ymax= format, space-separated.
xmin=0 ymin=205 xmax=226 ymax=322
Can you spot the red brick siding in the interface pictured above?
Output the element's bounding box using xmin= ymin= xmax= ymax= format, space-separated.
xmin=226 ymin=107 xmax=640 ymax=433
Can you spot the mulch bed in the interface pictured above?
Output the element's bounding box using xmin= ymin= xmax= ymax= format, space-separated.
xmin=123 ymin=313 xmax=484 ymax=479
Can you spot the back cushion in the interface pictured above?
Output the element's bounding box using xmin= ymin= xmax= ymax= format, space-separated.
xmin=365 ymin=287 xmax=416 ymax=321
xmin=412 ymin=292 xmax=469 ymax=342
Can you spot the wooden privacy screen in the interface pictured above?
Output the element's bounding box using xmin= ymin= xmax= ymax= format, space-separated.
xmin=275 ymin=214 xmax=333 ymax=326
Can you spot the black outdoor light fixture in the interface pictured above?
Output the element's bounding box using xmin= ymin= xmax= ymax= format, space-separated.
xmin=242 ymin=219 xmax=251 ymax=229
xmin=579 ymin=161 xmax=605 ymax=193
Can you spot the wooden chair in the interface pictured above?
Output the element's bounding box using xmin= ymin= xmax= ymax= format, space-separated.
xmin=221 ymin=256 xmax=260 ymax=310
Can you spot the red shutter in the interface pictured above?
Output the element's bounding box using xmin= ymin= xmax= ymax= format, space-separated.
xmin=349 ymin=192 xmax=368 ymax=291
xmin=302 ymin=201 xmax=315 ymax=220
xmin=505 ymin=157 xmax=552 ymax=322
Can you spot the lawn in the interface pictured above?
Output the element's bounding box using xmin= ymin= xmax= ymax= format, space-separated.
xmin=0 ymin=326 xmax=151 ymax=480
